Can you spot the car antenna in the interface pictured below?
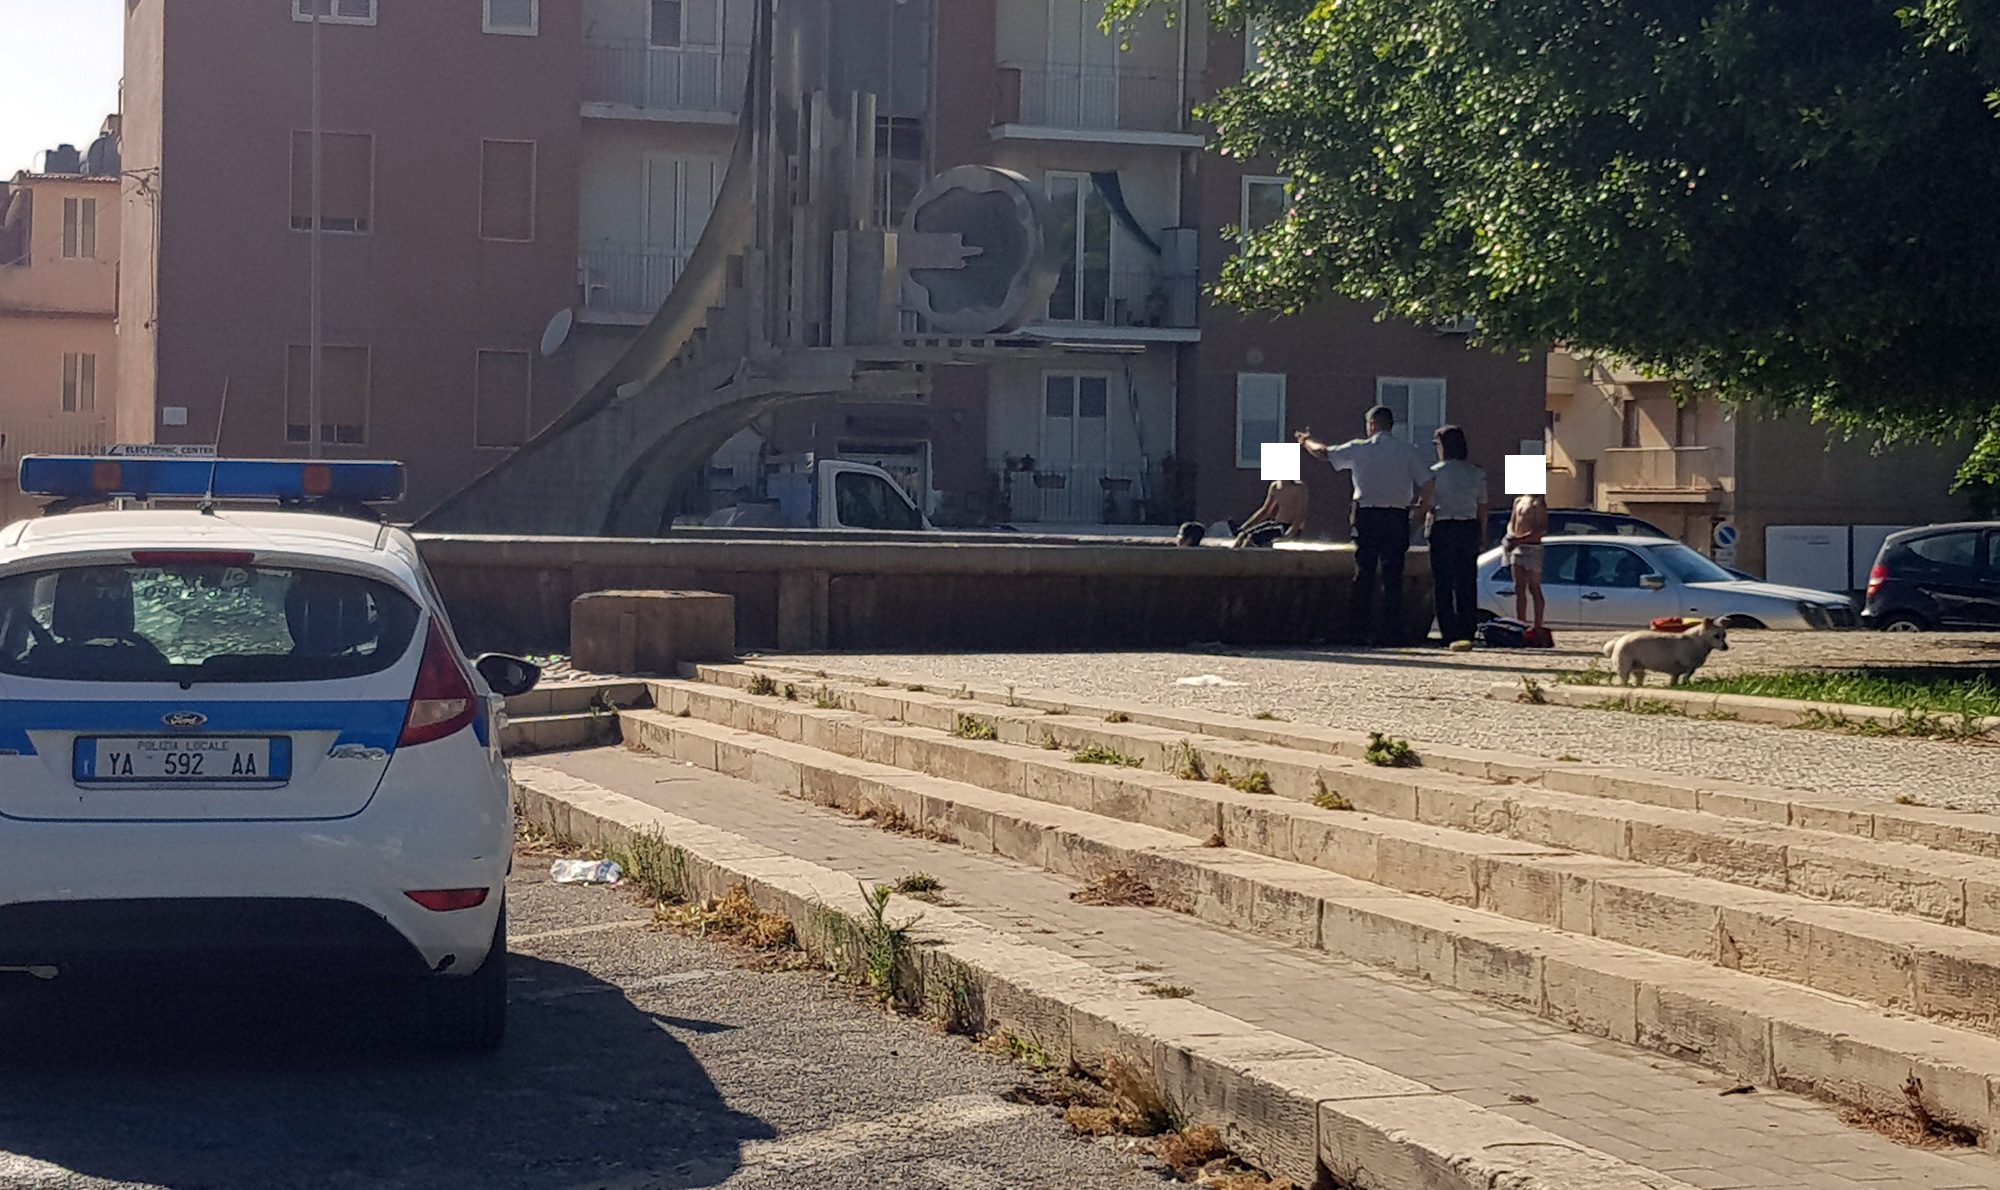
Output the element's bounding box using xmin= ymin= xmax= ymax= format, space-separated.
xmin=198 ymin=377 xmax=231 ymax=516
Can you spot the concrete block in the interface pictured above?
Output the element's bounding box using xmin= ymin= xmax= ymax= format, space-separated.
xmin=570 ymin=589 xmax=735 ymax=675
xmin=1636 ymin=980 xmax=1773 ymax=1082
xmin=1376 ymin=835 xmax=1479 ymax=906
xmin=1770 ymin=1016 xmax=1995 ymax=1140
xmin=1589 ymin=875 xmax=1722 ymax=963
xmin=1475 ymin=856 xmax=1563 ymax=927
xmin=1321 ymin=898 xmax=1454 ymax=986
xmin=1785 ymin=847 xmax=1966 ymax=926
xmin=1287 ymin=812 xmax=1380 ymax=881
xmin=1542 ymin=952 xmax=1643 ymax=1043
xmin=1625 ymin=820 xmax=1791 ymax=891
xmin=1911 ymin=938 xmax=2000 ymax=1034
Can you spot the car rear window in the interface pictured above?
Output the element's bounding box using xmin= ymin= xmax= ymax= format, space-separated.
xmin=0 ymin=562 xmax=420 ymax=684
xmin=1904 ymin=532 xmax=1978 ymax=572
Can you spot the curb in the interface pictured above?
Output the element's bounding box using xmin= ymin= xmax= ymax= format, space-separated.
xmin=1492 ymin=679 xmax=2000 ymax=737
xmin=509 ymin=763 xmax=1701 ymax=1190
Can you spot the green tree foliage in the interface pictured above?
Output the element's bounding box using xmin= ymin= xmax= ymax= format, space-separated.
xmin=1109 ymin=0 xmax=2000 ymax=484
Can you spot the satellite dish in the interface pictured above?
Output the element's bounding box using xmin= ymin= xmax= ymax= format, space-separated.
xmin=539 ymin=308 xmax=575 ymax=358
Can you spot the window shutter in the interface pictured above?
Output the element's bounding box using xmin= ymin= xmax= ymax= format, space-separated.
xmin=487 ymin=0 xmax=536 ymax=31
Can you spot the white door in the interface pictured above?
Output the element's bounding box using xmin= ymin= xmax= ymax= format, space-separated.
xmin=1039 ymin=373 xmax=1112 ymax=521
xmin=642 ymin=154 xmax=721 ymax=309
xmin=1045 ymin=172 xmax=1112 ymax=323
xmin=1047 ymin=0 xmax=1119 ymax=127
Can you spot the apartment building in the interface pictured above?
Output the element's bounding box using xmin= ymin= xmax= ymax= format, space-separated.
xmin=119 ymin=0 xmax=1542 ymax=527
xmin=120 ymin=0 xmax=583 ymax=515
xmin=0 ymin=133 xmax=122 ymax=523
xmin=1547 ymin=349 xmax=1974 ymax=591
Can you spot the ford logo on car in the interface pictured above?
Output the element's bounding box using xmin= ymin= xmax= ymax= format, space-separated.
xmin=161 ymin=711 xmax=209 ymax=729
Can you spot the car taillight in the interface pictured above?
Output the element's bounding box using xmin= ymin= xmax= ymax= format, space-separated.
xmin=400 ymin=620 xmax=476 ymax=748
xmin=405 ymin=888 xmax=489 ymax=912
xmin=1867 ymin=564 xmax=1889 ymax=600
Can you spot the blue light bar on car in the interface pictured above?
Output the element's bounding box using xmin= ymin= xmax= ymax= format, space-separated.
xmin=18 ymin=457 xmax=407 ymax=504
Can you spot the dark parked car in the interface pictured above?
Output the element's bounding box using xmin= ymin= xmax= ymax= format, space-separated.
xmin=1484 ymin=507 xmax=1672 ymax=548
xmin=1863 ymin=522 xmax=2000 ymax=631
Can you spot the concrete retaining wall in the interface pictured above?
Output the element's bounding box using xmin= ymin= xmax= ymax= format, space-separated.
xmin=417 ymin=534 xmax=1434 ymax=654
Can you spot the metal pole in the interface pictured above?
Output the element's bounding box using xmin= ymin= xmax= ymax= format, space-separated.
xmin=308 ymin=1 xmax=324 ymax=459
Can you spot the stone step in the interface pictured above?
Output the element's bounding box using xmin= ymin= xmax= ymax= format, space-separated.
xmin=504 ymin=679 xmax=650 ymax=719
xmin=739 ymin=659 xmax=2000 ymax=863
xmin=617 ymin=706 xmax=2000 ymax=1145
xmin=507 ymin=759 xmax=1716 ymax=1190
xmin=499 ymin=711 xmax=623 ymax=756
xmin=675 ymin=667 xmax=2000 ymax=937
xmin=648 ymin=679 xmax=2000 ymax=1040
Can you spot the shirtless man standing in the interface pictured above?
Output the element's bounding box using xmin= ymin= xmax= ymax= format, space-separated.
xmin=1504 ymin=493 xmax=1549 ymax=630
xmin=1233 ymin=479 xmax=1309 ymax=547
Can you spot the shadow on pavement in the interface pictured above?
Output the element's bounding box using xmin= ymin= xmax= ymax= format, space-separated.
xmin=0 ymin=955 xmax=772 ymax=1189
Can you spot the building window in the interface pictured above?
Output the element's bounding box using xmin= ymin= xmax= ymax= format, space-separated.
xmin=290 ymin=131 xmax=373 ymax=233
xmin=1241 ymin=176 xmax=1290 ymax=243
xmin=480 ymin=140 xmax=537 ymax=242
xmin=650 ymin=0 xmax=684 ymax=47
xmin=285 ymin=344 xmax=370 ymax=445
xmin=1046 ymin=171 xmax=1112 ymax=323
xmin=61 ymin=353 xmax=98 ymax=413
xmin=474 ymin=350 xmax=531 ymax=448
xmin=484 ymin=0 xmax=537 ymax=34
xmin=1376 ymin=377 xmax=1446 ymax=448
xmin=1236 ymin=373 xmax=1286 ymax=469
xmin=293 ymin=0 xmax=377 ymax=25
xmin=62 ymin=198 xmax=98 ymax=259
xmin=1244 ymin=17 xmax=1268 ymax=73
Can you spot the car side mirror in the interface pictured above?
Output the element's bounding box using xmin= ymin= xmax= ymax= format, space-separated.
xmin=474 ymin=653 xmax=541 ymax=698
xmin=1640 ymin=574 xmax=1667 ymax=591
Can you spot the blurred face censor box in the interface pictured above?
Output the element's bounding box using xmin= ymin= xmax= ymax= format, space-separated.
xmin=1261 ymin=442 xmax=1302 ymax=483
xmin=1505 ymin=454 xmax=1549 ymax=496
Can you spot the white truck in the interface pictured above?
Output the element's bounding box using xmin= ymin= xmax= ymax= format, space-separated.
xmin=684 ymin=458 xmax=933 ymax=532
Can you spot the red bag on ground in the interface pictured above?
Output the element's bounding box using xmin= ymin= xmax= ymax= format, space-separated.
xmin=1650 ymin=617 xmax=1697 ymax=634
xmin=1523 ymin=627 xmax=1555 ymax=649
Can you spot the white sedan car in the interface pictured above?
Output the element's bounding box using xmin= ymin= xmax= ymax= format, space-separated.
xmin=1478 ymin=534 xmax=1857 ymax=630
xmin=0 ymin=457 xmax=539 ymax=1049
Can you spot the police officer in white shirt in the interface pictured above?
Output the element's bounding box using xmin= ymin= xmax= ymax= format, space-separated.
xmin=1297 ymin=406 xmax=1436 ymax=646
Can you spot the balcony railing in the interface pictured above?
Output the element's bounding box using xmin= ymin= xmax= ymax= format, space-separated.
xmin=583 ymin=39 xmax=751 ymax=116
xmin=1 ymin=415 xmax=111 ymax=474
xmin=577 ymin=243 xmax=693 ymax=319
xmin=1599 ymin=446 xmax=1723 ymax=495
xmin=995 ymin=63 xmax=1200 ymax=135
xmin=1041 ymin=268 xmax=1198 ymax=330
xmin=988 ymin=462 xmax=1160 ymax=525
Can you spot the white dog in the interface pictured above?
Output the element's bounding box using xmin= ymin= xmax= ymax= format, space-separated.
xmin=1602 ymin=619 xmax=1729 ymax=687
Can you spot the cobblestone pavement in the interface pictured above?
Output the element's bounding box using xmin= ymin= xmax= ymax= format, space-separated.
xmin=768 ymin=630 xmax=2000 ymax=812
xmin=0 ymin=854 xmax=1169 ymax=1190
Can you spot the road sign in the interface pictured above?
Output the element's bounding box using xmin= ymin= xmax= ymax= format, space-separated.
xmin=1713 ymin=521 xmax=1738 ymax=549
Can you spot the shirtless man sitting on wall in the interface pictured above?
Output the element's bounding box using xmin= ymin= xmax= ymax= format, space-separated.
xmin=1233 ymin=480 xmax=1309 ymax=548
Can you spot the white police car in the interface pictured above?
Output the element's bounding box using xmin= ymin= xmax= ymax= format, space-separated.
xmin=0 ymin=457 xmax=539 ymax=1049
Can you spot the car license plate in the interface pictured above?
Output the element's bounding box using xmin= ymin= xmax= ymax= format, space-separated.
xmin=75 ymin=737 xmax=291 ymax=784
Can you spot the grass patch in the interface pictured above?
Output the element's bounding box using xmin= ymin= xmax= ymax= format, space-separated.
xmin=782 ymin=683 xmax=799 ymax=701
xmin=1250 ymin=710 xmax=1285 ymax=721
xmin=1601 ymin=697 xmax=1684 ymax=716
xmin=1105 ymin=711 xmax=1133 ymax=724
xmin=609 ymin=829 xmax=689 ymax=905
xmin=951 ymin=714 xmax=999 ymax=741
xmin=893 ymin=872 xmax=944 ymax=895
xmin=859 ymin=881 xmax=922 ymax=999
xmin=1170 ymin=740 xmax=1208 ymax=781
xmin=1143 ymin=983 xmax=1194 ymax=999
xmin=906 ymin=683 xmax=927 ymax=693
xmin=746 ymin=673 xmax=779 ymax=697
xmin=1071 ymin=869 xmax=1160 ymax=908
xmin=1312 ymin=775 xmax=1354 ymax=812
xmin=1518 ymin=676 xmax=1548 ymax=705
xmin=1895 ymin=793 xmax=1928 ymax=806
xmin=812 ymin=686 xmax=843 ymax=710
xmin=657 ymin=882 xmax=796 ymax=951
xmin=858 ymin=804 xmax=959 ymax=846
xmin=1072 ymin=743 xmax=1144 ymax=767
xmin=1364 ymin=732 xmax=1419 ymax=768
xmin=1209 ymin=765 xmax=1274 ymax=795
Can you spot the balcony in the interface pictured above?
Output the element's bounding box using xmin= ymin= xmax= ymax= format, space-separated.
xmin=582 ymin=40 xmax=750 ymax=120
xmin=993 ymin=63 xmax=1203 ymax=145
xmin=1599 ymin=446 xmax=1724 ymax=503
xmin=2 ymin=414 xmax=111 ymax=473
xmin=576 ymin=243 xmax=692 ymax=324
xmin=1030 ymin=268 xmax=1199 ymax=342
xmin=988 ymin=461 xmax=1162 ymax=525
